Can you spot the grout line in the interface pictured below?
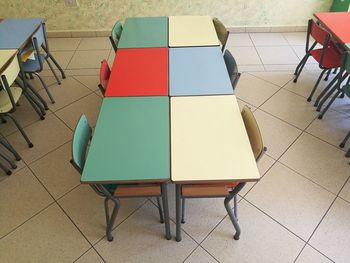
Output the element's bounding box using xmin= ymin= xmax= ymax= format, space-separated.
xmin=248 ymin=33 xmax=266 ymax=71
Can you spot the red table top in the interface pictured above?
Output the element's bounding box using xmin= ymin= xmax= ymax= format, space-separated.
xmin=105 ymin=48 xmax=168 ymax=97
xmin=314 ymin=12 xmax=350 ymax=44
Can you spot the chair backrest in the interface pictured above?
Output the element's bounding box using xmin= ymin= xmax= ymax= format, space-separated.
xmin=0 ymin=53 xmax=20 ymax=87
xmin=241 ymin=105 xmax=265 ymax=161
xmin=223 ymin=50 xmax=241 ymax=90
xmin=71 ymin=114 xmax=92 ymax=173
xmin=344 ymin=52 xmax=350 ymax=74
xmin=307 ymin=19 xmax=330 ymax=48
xmin=110 ymin=20 xmax=123 ymax=51
xmin=213 ymin=17 xmax=229 ymax=51
xmin=99 ymin=59 xmax=111 ymax=95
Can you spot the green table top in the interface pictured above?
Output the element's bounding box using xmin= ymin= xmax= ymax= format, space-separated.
xmin=118 ymin=17 xmax=168 ymax=48
xmin=81 ymin=97 xmax=170 ymax=184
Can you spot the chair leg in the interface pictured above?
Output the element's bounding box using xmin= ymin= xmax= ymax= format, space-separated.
xmin=29 ymin=73 xmax=34 ymax=79
xmin=224 ymin=194 xmax=241 ymax=240
xmin=175 ymin=184 xmax=182 ymax=242
xmin=340 ymin=131 xmax=350 ymax=148
xmin=45 ymin=58 xmax=61 ymax=85
xmin=233 ymin=194 xmax=238 ymax=219
xmin=4 ymin=113 xmax=33 ymax=148
xmin=324 ymin=68 xmax=331 ymax=81
xmin=0 ymin=152 xmax=17 ymax=169
xmin=346 ymin=148 xmax=350 ymax=158
xmin=314 ymin=71 xmax=340 ymax=107
xmin=23 ymin=92 xmax=45 ymax=120
xmin=24 ymin=81 xmax=49 ymax=111
xmin=161 ymin=183 xmax=171 ymax=240
xmin=307 ymin=69 xmax=328 ymax=102
xmin=333 ymin=68 xmax=338 ymax=74
xmin=318 ymin=90 xmax=341 ymax=119
xmin=46 ymin=51 xmax=66 ymax=79
xmin=104 ymin=197 xmax=120 ymax=242
xmin=0 ymin=138 xmax=21 ymax=161
xmin=33 ymin=72 xmax=55 ymax=104
xmin=181 ymin=198 xmax=185 ymax=224
xmin=0 ymin=160 xmax=11 ymax=175
xmin=156 ymin=197 xmax=164 ymax=224
xmin=293 ymin=54 xmax=309 ymax=82
xmin=0 ymin=116 xmax=6 ymax=123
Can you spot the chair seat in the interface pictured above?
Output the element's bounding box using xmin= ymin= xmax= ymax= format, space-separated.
xmin=310 ymin=47 xmax=342 ymax=69
xmin=21 ymin=53 xmax=45 ymax=73
xmin=114 ymin=184 xmax=161 ymax=197
xmin=0 ymin=87 xmax=22 ymax=113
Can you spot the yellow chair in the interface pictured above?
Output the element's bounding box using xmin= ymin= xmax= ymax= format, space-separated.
xmin=213 ymin=17 xmax=229 ymax=52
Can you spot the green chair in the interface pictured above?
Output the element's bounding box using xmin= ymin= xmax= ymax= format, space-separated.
xmin=109 ymin=20 xmax=123 ymax=52
xmin=223 ymin=49 xmax=241 ymax=90
xmin=330 ymin=0 xmax=350 ymax=12
xmin=70 ymin=114 xmax=171 ymax=241
xmin=213 ymin=17 xmax=229 ymax=52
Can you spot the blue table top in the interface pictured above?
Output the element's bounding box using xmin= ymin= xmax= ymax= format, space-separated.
xmin=0 ymin=18 xmax=44 ymax=49
xmin=169 ymin=46 xmax=233 ymax=96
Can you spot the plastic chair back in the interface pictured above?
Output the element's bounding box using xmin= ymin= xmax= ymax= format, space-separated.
xmin=99 ymin=59 xmax=111 ymax=95
xmin=308 ymin=19 xmax=329 ymax=46
xmin=110 ymin=20 xmax=123 ymax=51
xmin=241 ymin=105 xmax=264 ymax=161
xmin=344 ymin=52 xmax=350 ymax=74
xmin=0 ymin=53 xmax=20 ymax=87
xmin=213 ymin=17 xmax=229 ymax=51
xmin=72 ymin=114 xmax=92 ymax=173
xmin=223 ymin=50 xmax=240 ymax=89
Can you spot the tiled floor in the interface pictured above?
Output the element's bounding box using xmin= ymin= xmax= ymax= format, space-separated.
xmin=0 ymin=32 xmax=349 ymax=263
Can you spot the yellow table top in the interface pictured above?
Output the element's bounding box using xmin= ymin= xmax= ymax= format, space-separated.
xmin=0 ymin=49 xmax=17 ymax=73
xmin=169 ymin=16 xmax=220 ymax=47
xmin=170 ymin=95 xmax=260 ymax=183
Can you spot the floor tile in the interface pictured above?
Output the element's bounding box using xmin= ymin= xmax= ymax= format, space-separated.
xmin=235 ymin=73 xmax=281 ymax=107
xmin=329 ymin=95 xmax=350 ymax=116
xmin=260 ymin=89 xmax=317 ymax=129
xmin=67 ymin=50 xmax=110 ymax=69
xmin=0 ymin=203 xmax=90 ymax=263
xmin=58 ymin=185 xmax=146 ymax=244
xmin=184 ymin=246 xmax=217 ymax=263
xmin=296 ymin=245 xmax=332 ymax=263
xmin=202 ymin=199 xmax=304 ymax=263
xmin=75 ymin=248 xmax=104 ymax=263
xmin=227 ymin=33 xmax=253 ymax=47
xmin=254 ymin=109 xmax=302 ymax=159
xmin=73 ymin=75 xmax=100 ymax=92
xmin=306 ymin=109 xmax=350 ymax=148
xmin=256 ymin=46 xmax=300 ymax=65
xmin=29 ymin=142 xmax=80 ymax=200
xmin=38 ymin=76 xmax=92 ymax=112
xmin=238 ymin=65 xmax=265 ymax=72
xmin=0 ymin=159 xmax=26 ymax=182
xmin=310 ymin=198 xmax=350 ymax=263
xmin=263 ymin=64 xmax=299 ymax=71
xmin=48 ymin=38 xmax=81 ymax=51
xmin=94 ymin=202 xmax=197 ymax=263
xmin=250 ymin=33 xmax=289 ymax=46
xmin=27 ymin=75 xmax=58 ymax=89
xmin=249 ymin=71 xmax=293 ymax=87
xmin=226 ymin=46 xmax=262 ymax=65
xmin=77 ymin=37 xmax=111 ymax=50
xmin=42 ymin=51 xmax=75 ymax=70
xmin=65 ymin=68 xmax=100 ymax=76
xmin=0 ymin=167 xmax=53 ymax=238
xmin=246 ymin=162 xmax=335 ymax=240
xmin=6 ymin=114 xmax=72 ymax=164
xmin=236 ymin=98 xmax=257 ymax=112
xmin=282 ymin=32 xmax=307 ymax=46
xmin=339 ymin=179 xmax=350 ymax=203
xmin=280 ymin=133 xmax=350 ymax=194
xmin=55 ymin=93 xmax=102 ymax=129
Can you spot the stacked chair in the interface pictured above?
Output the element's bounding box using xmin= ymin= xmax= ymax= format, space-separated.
xmin=213 ymin=17 xmax=229 ymax=52
xmin=223 ymin=49 xmax=241 ymax=90
xmin=109 ymin=20 xmax=123 ymax=52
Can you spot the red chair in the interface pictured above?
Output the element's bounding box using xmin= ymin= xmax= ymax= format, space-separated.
xmin=293 ymin=19 xmax=343 ymax=102
xmin=98 ymin=59 xmax=111 ymax=96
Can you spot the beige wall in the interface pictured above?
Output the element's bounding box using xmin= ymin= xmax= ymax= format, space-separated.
xmin=0 ymin=0 xmax=332 ymax=31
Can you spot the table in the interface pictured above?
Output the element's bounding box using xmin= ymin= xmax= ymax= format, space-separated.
xmin=118 ymin=17 xmax=168 ymax=48
xmin=169 ymin=16 xmax=220 ymax=47
xmin=314 ymin=12 xmax=350 ymax=50
xmin=169 ymin=46 xmax=233 ymax=96
xmin=171 ymin=95 xmax=260 ymax=183
xmin=81 ymin=97 xmax=170 ymax=184
xmin=0 ymin=49 xmax=17 ymax=73
xmin=0 ymin=18 xmax=44 ymax=49
xmin=105 ymin=48 xmax=168 ymax=97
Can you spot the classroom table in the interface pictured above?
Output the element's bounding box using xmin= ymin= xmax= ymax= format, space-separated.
xmin=0 ymin=49 xmax=17 ymax=73
xmin=169 ymin=16 xmax=220 ymax=47
xmin=105 ymin=48 xmax=168 ymax=97
xmin=118 ymin=17 xmax=168 ymax=48
xmin=169 ymin=46 xmax=233 ymax=96
xmin=170 ymin=95 xmax=260 ymax=241
xmin=0 ymin=18 xmax=44 ymax=49
xmin=314 ymin=12 xmax=350 ymax=50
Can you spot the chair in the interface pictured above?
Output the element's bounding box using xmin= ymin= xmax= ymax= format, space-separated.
xmin=0 ymin=53 xmax=35 ymax=148
xmin=21 ymin=24 xmax=57 ymax=104
xmin=213 ymin=17 xmax=229 ymax=52
xmin=316 ymin=52 xmax=350 ymax=119
xmin=109 ymin=20 xmax=123 ymax=52
xmin=223 ymin=50 xmax=241 ymax=90
xmin=70 ymin=114 xmax=171 ymax=241
xmin=340 ymin=126 xmax=350 ymax=158
xmin=0 ymin=132 xmax=22 ymax=175
xmin=177 ymin=105 xmax=266 ymax=241
xmin=98 ymin=59 xmax=111 ymax=96
xmin=330 ymin=0 xmax=350 ymax=12
xmin=293 ymin=19 xmax=343 ymax=102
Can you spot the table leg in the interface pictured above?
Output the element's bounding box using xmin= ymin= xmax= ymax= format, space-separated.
xmin=161 ymin=183 xmax=171 ymax=240
xmin=176 ymin=184 xmax=182 ymax=242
